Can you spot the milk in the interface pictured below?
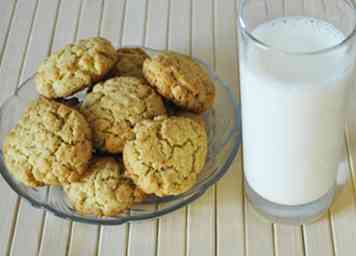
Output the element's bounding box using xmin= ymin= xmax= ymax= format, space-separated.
xmin=240 ymin=17 xmax=354 ymax=205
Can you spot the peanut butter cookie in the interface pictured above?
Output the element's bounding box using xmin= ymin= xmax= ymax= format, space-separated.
xmin=80 ymin=77 xmax=166 ymax=153
xmin=35 ymin=37 xmax=117 ymax=98
xmin=2 ymin=98 xmax=93 ymax=186
xmin=110 ymin=48 xmax=149 ymax=79
xmin=143 ymin=51 xmax=215 ymax=113
xmin=64 ymin=157 xmax=145 ymax=217
xmin=123 ymin=116 xmax=208 ymax=197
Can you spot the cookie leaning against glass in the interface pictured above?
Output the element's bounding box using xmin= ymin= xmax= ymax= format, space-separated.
xmin=2 ymin=97 xmax=93 ymax=187
xmin=35 ymin=37 xmax=117 ymax=98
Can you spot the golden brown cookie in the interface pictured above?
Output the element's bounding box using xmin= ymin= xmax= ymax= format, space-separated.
xmin=35 ymin=37 xmax=117 ymax=98
xmin=143 ymin=51 xmax=215 ymax=113
xmin=110 ymin=48 xmax=149 ymax=79
xmin=123 ymin=116 xmax=208 ymax=197
xmin=2 ymin=98 xmax=93 ymax=187
xmin=80 ymin=77 xmax=166 ymax=153
xmin=64 ymin=157 xmax=145 ymax=217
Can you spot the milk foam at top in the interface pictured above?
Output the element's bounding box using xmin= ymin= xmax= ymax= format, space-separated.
xmin=240 ymin=17 xmax=354 ymax=205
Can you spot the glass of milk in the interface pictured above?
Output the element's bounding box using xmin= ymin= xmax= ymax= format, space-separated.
xmin=238 ymin=0 xmax=356 ymax=224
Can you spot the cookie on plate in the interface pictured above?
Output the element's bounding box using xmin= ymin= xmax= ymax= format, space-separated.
xmin=2 ymin=98 xmax=92 ymax=187
xmin=143 ymin=51 xmax=215 ymax=113
xmin=123 ymin=116 xmax=208 ymax=197
xmin=110 ymin=48 xmax=149 ymax=79
xmin=64 ymin=157 xmax=145 ymax=217
xmin=35 ymin=37 xmax=117 ymax=98
xmin=80 ymin=77 xmax=166 ymax=153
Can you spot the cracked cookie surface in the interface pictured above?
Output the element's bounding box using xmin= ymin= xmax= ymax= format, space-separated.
xmin=35 ymin=37 xmax=117 ymax=98
xmin=2 ymin=98 xmax=93 ymax=186
xmin=110 ymin=48 xmax=149 ymax=79
xmin=64 ymin=157 xmax=145 ymax=217
xmin=123 ymin=116 xmax=208 ymax=197
xmin=143 ymin=51 xmax=215 ymax=113
xmin=80 ymin=77 xmax=166 ymax=153
xmin=176 ymin=111 xmax=205 ymax=127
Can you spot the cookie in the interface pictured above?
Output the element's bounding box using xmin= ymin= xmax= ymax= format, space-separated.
xmin=143 ymin=51 xmax=215 ymax=113
xmin=80 ymin=77 xmax=166 ymax=153
xmin=110 ymin=48 xmax=149 ymax=79
xmin=64 ymin=157 xmax=145 ymax=217
xmin=2 ymin=98 xmax=93 ymax=186
xmin=123 ymin=116 xmax=208 ymax=197
xmin=35 ymin=37 xmax=117 ymax=98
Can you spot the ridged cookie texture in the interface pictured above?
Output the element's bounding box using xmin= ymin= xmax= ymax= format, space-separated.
xmin=123 ymin=116 xmax=208 ymax=197
xmin=110 ymin=48 xmax=149 ymax=79
xmin=35 ymin=37 xmax=117 ymax=98
xmin=2 ymin=98 xmax=93 ymax=187
xmin=143 ymin=51 xmax=215 ymax=113
xmin=80 ymin=77 xmax=166 ymax=153
xmin=64 ymin=157 xmax=145 ymax=217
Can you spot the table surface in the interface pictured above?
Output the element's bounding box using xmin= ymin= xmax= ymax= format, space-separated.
xmin=1 ymin=0 xmax=356 ymax=255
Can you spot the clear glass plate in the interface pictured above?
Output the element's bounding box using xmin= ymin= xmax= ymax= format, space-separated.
xmin=0 ymin=47 xmax=241 ymax=225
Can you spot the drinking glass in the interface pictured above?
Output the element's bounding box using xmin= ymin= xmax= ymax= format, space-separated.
xmin=238 ymin=0 xmax=356 ymax=224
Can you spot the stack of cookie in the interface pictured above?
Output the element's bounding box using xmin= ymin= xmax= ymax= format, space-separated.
xmin=2 ymin=37 xmax=215 ymax=217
